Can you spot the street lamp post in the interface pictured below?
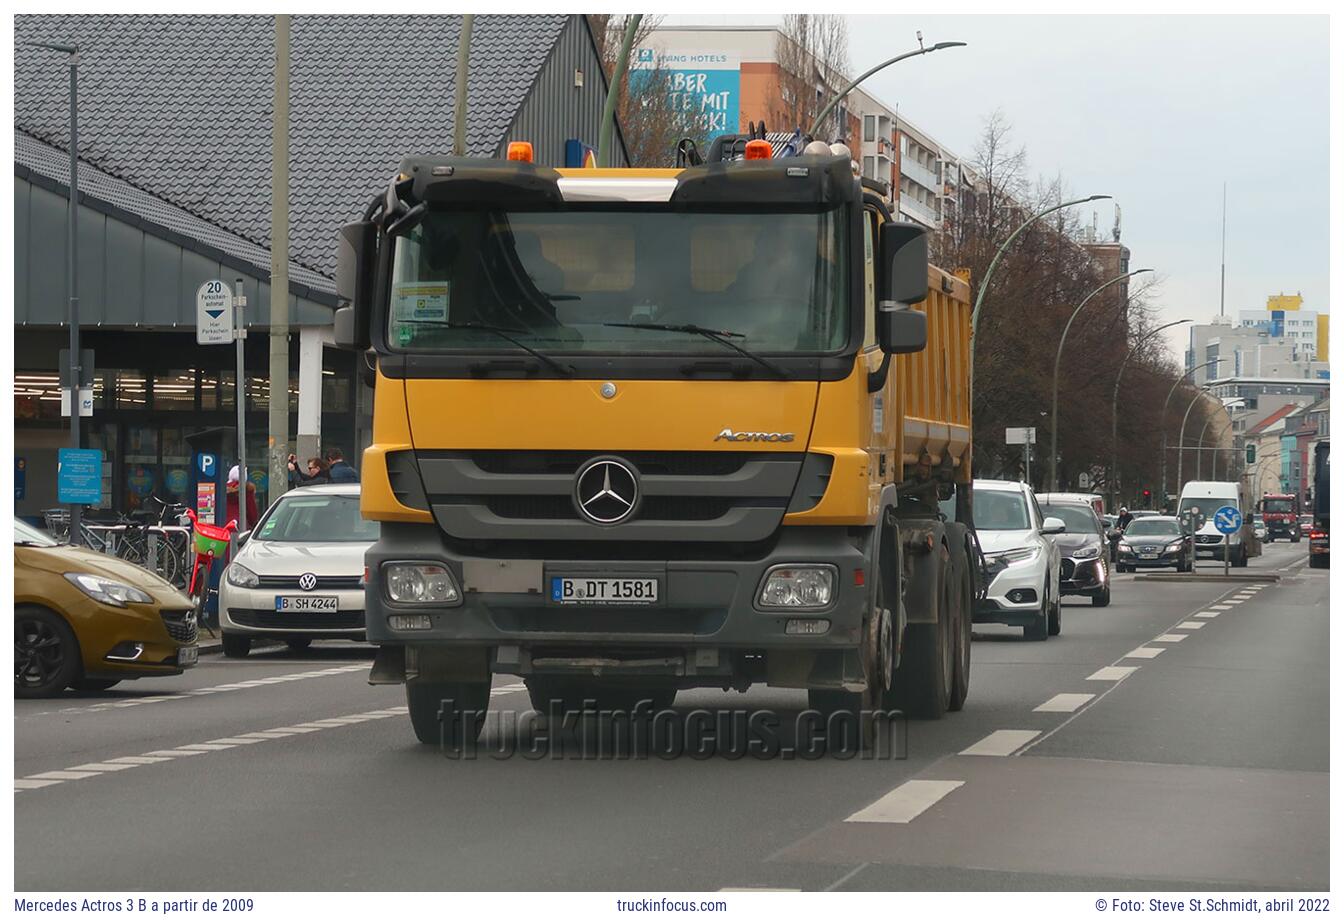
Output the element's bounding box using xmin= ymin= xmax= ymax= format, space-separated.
xmin=1110 ymin=319 xmax=1190 ymax=511
xmin=27 ymin=40 xmax=81 ymax=543
xmin=970 ymin=195 xmax=1112 ymax=415
xmin=1176 ymin=386 xmax=1213 ymax=493
xmin=597 ymin=14 xmax=642 ymax=168
xmin=1160 ymin=359 xmax=1223 ymax=505
xmin=808 ymin=38 xmax=967 ymax=140
xmin=1049 ymin=268 xmax=1152 ymax=489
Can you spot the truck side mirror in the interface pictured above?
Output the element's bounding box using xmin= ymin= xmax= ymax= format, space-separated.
xmin=876 ymin=303 xmax=927 ymax=355
xmin=878 ymin=221 xmax=929 ymax=306
xmin=335 ymin=221 xmax=377 ymax=351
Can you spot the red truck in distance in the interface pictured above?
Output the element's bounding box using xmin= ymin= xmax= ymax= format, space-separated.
xmin=1258 ymin=493 xmax=1302 ymax=543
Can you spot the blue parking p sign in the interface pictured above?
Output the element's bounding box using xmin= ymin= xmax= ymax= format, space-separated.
xmin=1213 ymin=505 xmax=1242 ymax=535
xmin=58 ymin=448 xmax=103 ymax=504
xmin=196 ymin=453 xmax=218 ymax=478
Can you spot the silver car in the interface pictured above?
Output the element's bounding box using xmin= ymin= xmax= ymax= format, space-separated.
xmin=218 ymin=484 xmax=377 ymax=657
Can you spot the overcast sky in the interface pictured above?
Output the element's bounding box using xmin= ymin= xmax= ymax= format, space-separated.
xmin=665 ymin=14 xmax=1331 ymax=361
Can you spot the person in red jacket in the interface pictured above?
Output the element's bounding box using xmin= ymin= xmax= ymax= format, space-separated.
xmin=226 ymin=465 xmax=260 ymax=529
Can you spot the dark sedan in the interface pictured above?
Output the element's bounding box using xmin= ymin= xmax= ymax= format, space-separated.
xmin=1041 ymin=501 xmax=1111 ymax=607
xmin=1115 ymin=516 xmax=1193 ymax=572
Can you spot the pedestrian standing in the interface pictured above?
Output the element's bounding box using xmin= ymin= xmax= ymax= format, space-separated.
xmin=288 ymin=454 xmax=330 ymax=487
xmin=226 ymin=465 xmax=260 ymax=528
xmin=326 ymin=447 xmax=359 ymax=483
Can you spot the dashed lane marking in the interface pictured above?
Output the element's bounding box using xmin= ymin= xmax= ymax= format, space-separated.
xmin=1087 ymin=666 xmax=1139 ymax=681
xmin=961 ymin=730 xmax=1039 ymax=757
xmin=1210 ymin=604 xmax=1233 ymax=610
xmin=1175 ymin=621 xmax=1206 ymax=630
xmin=1195 ymin=611 xmax=1223 ymax=618
xmin=1034 ymin=693 xmax=1094 ymax=713
xmin=35 ymin=664 xmax=370 ymax=716
xmin=16 ymin=684 xmax=527 ymax=793
xmin=844 ymin=780 xmax=965 ymax=823
xmin=1153 ymin=633 xmax=1187 ymax=643
xmin=1124 ymin=646 xmax=1165 ymax=659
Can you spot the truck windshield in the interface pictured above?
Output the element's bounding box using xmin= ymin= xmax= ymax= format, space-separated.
xmin=387 ymin=208 xmax=848 ymax=355
xmin=1262 ymin=498 xmax=1295 ymax=513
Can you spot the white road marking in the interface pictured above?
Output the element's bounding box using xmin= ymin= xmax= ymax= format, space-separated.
xmin=1087 ymin=666 xmax=1138 ymax=681
xmin=1153 ymin=634 xmax=1187 ymax=643
xmin=1034 ymin=693 xmax=1095 ymax=713
xmin=719 ymin=888 xmax=803 ymax=892
xmin=69 ymin=762 xmax=139 ymax=773
xmin=961 ymin=729 xmax=1040 ymax=757
xmin=844 ymin=780 xmax=965 ymax=823
xmin=1195 ymin=611 xmax=1223 ymax=618
xmin=1210 ymin=604 xmax=1233 ymax=610
xmin=1225 ymin=599 xmax=1244 ymax=604
xmin=1124 ymin=646 xmax=1165 ymax=659
xmin=26 ymin=770 xmax=99 ymax=781
xmin=1176 ymin=621 xmax=1206 ymax=630
xmin=105 ymin=755 xmax=171 ymax=764
xmin=14 ymin=779 xmax=62 ymax=790
xmin=177 ymin=742 xmax=236 ymax=751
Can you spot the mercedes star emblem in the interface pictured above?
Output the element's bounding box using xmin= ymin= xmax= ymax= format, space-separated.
xmin=298 ymin=572 xmax=318 ymax=591
xmin=573 ymin=457 xmax=640 ymax=525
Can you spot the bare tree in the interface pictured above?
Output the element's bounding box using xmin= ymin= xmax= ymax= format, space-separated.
xmin=774 ymin=14 xmax=851 ymax=136
xmin=588 ymin=14 xmax=711 ymax=167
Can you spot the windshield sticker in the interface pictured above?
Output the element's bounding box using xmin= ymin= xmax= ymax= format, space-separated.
xmin=393 ymin=282 xmax=449 ymax=323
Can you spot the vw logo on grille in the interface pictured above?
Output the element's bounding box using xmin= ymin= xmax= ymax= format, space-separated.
xmin=298 ymin=573 xmax=319 ymax=591
xmin=573 ymin=457 xmax=640 ymax=526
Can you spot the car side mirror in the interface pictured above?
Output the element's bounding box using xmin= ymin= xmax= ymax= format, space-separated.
xmin=335 ymin=221 xmax=377 ymax=351
xmin=236 ymin=530 xmax=251 ymax=547
xmin=1041 ymin=517 xmax=1066 ymax=536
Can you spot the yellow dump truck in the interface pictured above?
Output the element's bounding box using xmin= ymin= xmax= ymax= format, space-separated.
xmin=335 ymin=137 xmax=976 ymax=746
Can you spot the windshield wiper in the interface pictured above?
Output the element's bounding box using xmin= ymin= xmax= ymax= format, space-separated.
xmin=603 ymin=322 xmax=790 ymax=380
xmin=442 ymin=322 xmax=575 ymax=377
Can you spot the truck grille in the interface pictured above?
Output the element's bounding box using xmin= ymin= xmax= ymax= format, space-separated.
xmin=413 ymin=450 xmax=809 ymax=543
xmin=160 ymin=609 xmax=198 ymax=644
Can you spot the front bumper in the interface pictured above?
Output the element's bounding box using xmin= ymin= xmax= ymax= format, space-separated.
xmin=1059 ymin=555 xmax=1107 ymax=595
xmin=81 ymin=605 xmax=198 ymax=680
xmin=1118 ymin=545 xmax=1187 ymax=568
xmin=974 ymin=554 xmax=1047 ymax=626
xmin=1193 ymin=537 xmax=1240 ymax=559
xmin=363 ymin=522 xmax=870 ymax=684
xmin=219 ymin=584 xmax=367 ymax=639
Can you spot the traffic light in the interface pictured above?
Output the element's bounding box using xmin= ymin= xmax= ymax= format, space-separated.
xmin=1246 ymin=443 xmax=1256 ymax=464
xmin=1142 ymin=488 xmax=1152 ymax=507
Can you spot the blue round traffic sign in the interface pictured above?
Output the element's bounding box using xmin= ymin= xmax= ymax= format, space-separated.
xmin=1213 ymin=505 xmax=1242 ymax=535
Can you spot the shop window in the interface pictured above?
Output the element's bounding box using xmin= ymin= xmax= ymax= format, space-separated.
xmin=13 ymin=372 xmax=61 ymax=420
xmin=161 ymin=428 xmax=192 ymax=504
xmin=153 ymin=370 xmax=197 ymax=411
xmin=322 ymin=369 xmax=352 ymax=413
xmin=115 ymin=371 xmax=149 ymax=410
xmin=124 ymin=425 xmax=159 ymax=512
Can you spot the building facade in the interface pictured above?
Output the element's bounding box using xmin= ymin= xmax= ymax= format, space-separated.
xmin=14 ymin=14 xmax=624 ymax=519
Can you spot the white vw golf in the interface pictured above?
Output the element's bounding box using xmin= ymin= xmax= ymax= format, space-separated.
xmin=218 ymin=484 xmax=376 ymax=657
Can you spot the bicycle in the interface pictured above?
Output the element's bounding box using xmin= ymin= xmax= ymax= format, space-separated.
xmin=184 ymin=508 xmax=237 ymax=638
xmin=115 ymin=495 xmax=192 ymax=587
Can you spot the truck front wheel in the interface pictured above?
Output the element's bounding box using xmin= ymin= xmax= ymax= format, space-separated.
xmin=892 ymin=541 xmax=954 ymax=718
xmin=406 ymin=678 xmax=491 ymax=748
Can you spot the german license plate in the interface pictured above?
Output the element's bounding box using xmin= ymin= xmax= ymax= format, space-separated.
xmin=1140 ymin=553 xmax=1159 ymax=559
xmin=177 ymin=645 xmax=199 ymax=667
xmin=275 ymin=595 xmax=339 ymax=612
xmin=550 ymin=577 xmax=658 ymax=605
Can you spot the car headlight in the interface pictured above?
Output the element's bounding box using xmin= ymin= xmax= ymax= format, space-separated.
xmin=1165 ymin=541 xmax=1185 ymax=553
xmin=383 ymin=563 xmax=461 ymax=605
xmin=63 ymin=573 xmax=153 ymax=608
xmin=1117 ymin=541 xmax=1133 ymax=553
xmin=1072 ymin=545 xmax=1101 ymax=559
xmin=757 ymin=566 xmax=835 ymax=609
xmin=225 ymin=563 xmax=260 ymax=588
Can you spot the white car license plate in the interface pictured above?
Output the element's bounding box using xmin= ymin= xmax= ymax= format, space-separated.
xmin=177 ymin=645 xmax=199 ymax=667
xmin=275 ymin=595 xmax=339 ymax=612
xmin=551 ymin=577 xmax=658 ymax=605
xmin=1140 ymin=553 xmax=1159 ymax=559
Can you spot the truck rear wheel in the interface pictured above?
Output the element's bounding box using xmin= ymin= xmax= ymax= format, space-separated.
xmin=944 ymin=525 xmax=973 ymax=713
xmin=406 ymin=678 xmax=490 ymax=748
xmin=892 ymin=541 xmax=953 ymax=719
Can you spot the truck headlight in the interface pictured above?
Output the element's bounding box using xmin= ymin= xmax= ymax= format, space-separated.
xmin=757 ymin=565 xmax=835 ymax=609
xmin=225 ymin=563 xmax=259 ymax=588
xmin=384 ymin=563 xmax=461 ymax=605
xmin=63 ymin=573 xmax=153 ymax=608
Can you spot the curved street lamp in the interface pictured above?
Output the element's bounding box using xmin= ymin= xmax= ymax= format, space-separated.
xmin=808 ymin=39 xmax=968 ymax=139
xmin=1176 ymin=386 xmax=1214 ymax=493
xmin=1049 ymin=268 xmax=1153 ymax=488
xmin=970 ymin=194 xmax=1112 ymax=410
xmin=1110 ymin=319 xmax=1190 ymax=510
xmin=1159 ymin=358 xmax=1224 ymax=503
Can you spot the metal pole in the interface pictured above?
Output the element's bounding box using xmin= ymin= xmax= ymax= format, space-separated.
xmin=1111 ymin=319 xmax=1190 ymax=512
xmin=1050 ymin=268 xmax=1151 ymax=488
xmin=808 ymin=40 xmax=967 ymax=139
xmin=235 ymin=278 xmax=249 ymax=533
xmin=1024 ymin=433 xmax=1031 ymax=485
xmin=1160 ymin=359 xmax=1222 ymax=505
xmin=1196 ymin=412 xmax=1220 ymax=480
xmin=268 ymin=14 xmax=291 ymax=507
xmin=67 ymin=48 xmax=82 ymax=543
xmin=1177 ymin=387 xmax=1211 ymax=491
xmin=452 ymin=15 xmax=474 ymax=157
xmin=598 ymin=15 xmax=641 ymax=168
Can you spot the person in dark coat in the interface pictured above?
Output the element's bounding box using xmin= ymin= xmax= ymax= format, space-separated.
xmin=288 ymin=454 xmax=330 ymax=487
xmin=325 ymin=447 xmax=359 ymax=483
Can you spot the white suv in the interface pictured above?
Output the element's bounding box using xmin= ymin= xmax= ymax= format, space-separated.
xmin=972 ymin=479 xmax=1064 ymax=641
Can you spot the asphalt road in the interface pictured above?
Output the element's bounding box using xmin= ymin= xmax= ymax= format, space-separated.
xmin=14 ymin=541 xmax=1327 ymax=891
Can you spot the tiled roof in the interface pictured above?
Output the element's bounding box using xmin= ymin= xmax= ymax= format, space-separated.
xmin=14 ymin=14 xmax=571 ymax=280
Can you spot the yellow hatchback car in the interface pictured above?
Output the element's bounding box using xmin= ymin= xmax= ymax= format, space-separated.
xmin=14 ymin=518 xmax=200 ymax=698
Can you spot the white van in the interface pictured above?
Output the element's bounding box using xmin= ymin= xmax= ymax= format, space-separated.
xmin=1177 ymin=481 xmax=1260 ymax=566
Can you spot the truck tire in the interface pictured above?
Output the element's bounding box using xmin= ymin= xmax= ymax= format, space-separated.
xmin=525 ymin=678 xmax=676 ymax=716
xmin=892 ymin=540 xmax=953 ymax=719
xmin=944 ymin=524 xmax=973 ymax=713
xmin=406 ymin=678 xmax=490 ymax=748
xmin=1309 ymin=553 xmax=1328 ymax=569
